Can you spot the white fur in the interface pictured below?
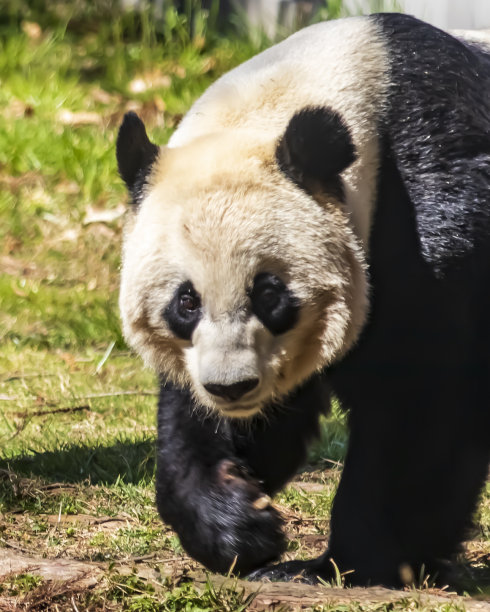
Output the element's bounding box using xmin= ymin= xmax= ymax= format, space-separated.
xmin=169 ymin=17 xmax=390 ymax=248
xmin=452 ymin=28 xmax=490 ymax=51
xmin=120 ymin=17 xmax=390 ymax=417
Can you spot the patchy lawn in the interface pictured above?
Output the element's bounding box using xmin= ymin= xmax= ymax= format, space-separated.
xmin=0 ymin=5 xmax=489 ymax=610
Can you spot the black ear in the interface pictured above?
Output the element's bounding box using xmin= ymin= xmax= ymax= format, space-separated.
xmin=276 ymin=106 xmax=357 ymax=195
xmin=116 ymin=112 xmax=160 ymax=205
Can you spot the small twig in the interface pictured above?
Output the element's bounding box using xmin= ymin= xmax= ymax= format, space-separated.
xmin=13 ymin=405 xmax=91 ymax=418
xmin=321 ymin=458 xmax=344 ymax=468
xmin=112 ymin=553 xmax=186 ymax=564
xmin=0 ymin=537 xmax=36 ymax=555
xmin=39 ymin=482 xmax=77 ymax=492
xmin=2 ymin=419 xmax=26 ymax=443
xmin=0 ymin=391 xmax=158 ymax=403
xmin=2 ymin=373 xmax=57 ymax=382
xmin=285 ymin=516 xmax=329 ymax=523
xmin=117 ymin=553 xmax=159 ymax=563
xmin=79 ymin=391 xmax=158 ymax=399
xmin=92 ymin=517 xmax=127 ymax=525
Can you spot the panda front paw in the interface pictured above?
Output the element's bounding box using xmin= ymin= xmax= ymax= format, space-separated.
xmin=162 ymin=458 xmax=286 ymax=575
xmin=207 ymin=459 xmax=286 ymax=574
xmin=215 ymin=459 xmax=272 ymax=511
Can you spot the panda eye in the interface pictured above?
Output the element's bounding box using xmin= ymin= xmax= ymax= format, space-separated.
xmin=258 ymin=287 xmax=280 ymax=311
xmin=179 ymin=291 xmax=200 ymax=314
xmin=164 ymin=281 xmax=202 ymax=340
xmin=250 ymin=272 xmax=299 ymax=335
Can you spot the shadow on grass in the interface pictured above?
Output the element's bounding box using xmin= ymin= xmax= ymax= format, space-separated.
xmin=1 ymin=440 xmax=489 ymax=598
xmin=0 ymin=437 xmax=156 ymax=486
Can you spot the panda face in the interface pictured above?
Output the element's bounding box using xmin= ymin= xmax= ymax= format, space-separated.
xmin=118 ymin=116 xmax=369 ymax=418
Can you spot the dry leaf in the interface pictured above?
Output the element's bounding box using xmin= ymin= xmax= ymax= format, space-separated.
xmin=11 ymin=284 xmax=28 ymax=298
xmin=21 ymin=21 xmax=42 ymax=40
xmin=0 ymin=255 xmax=36 ymax=276
xmin=87 ymin=224 xmax=116 ymax=240
xmin=4 ymin=98 xmax=35 ymax=120
xmin=128 ymin=72 xmax=171 ymax=94
xmin=153 ymin=96 xmax=166 ymax=112
xmin=91 ymin=88 xmax=118 ymax=105
xmin=59 ymin=352 xmax=77 ymax=370
xmin=83 ymin=203 xmax=126 ymax=225
xmin=55 ymin=180 xmax=80 ymax=195
xmin=173 ymin=65 xmax=186 ymax=79
xmin=57 ymin=109 xmax=102 ymax=126
xmin=59 ymin=228 xmax=80 ymax=242
xmin=31 ymin=186 xmax=52 ymax=205
xmin=200 ymin=57 xmax=216 ymax=74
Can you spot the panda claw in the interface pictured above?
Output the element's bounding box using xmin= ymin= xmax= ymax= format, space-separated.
xmin=217 ymin=459 xmax=243 ymax=483
xmin=252 ymin=494 xmax=271 ymax=510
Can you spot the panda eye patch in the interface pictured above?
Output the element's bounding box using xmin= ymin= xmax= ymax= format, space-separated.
xmin=164 ymin=281 xmax=202 ymax=340
xmin=250 ymin=272 xmax=299 ymax=335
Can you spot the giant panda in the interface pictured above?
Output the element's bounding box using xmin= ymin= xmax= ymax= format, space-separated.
xmin=116 ymin=13 xmax=490 ymax=587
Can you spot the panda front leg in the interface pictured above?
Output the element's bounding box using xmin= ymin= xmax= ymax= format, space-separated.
xmin=155 ymin=380 xmax=286 ymax=574
xmin=233 ymin=375 xmax=333 ymax=583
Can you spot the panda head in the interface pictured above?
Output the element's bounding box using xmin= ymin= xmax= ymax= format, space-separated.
xmin=117 ymin=109 xmax=368 ymax=418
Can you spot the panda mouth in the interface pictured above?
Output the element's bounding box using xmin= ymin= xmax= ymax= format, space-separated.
xmin=219 ymin=402 xmax=262 ymax=419
xmin=204 ymin=384 xmax=264 ymax=414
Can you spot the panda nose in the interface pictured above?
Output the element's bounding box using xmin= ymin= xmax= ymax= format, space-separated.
xmin=204 ymin=378 xmax=259 ymax=402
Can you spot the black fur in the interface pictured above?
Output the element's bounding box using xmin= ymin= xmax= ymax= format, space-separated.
xmin=116 ymin=111 xmax=160 ymax=206
xmin=155 ymin=376 xmax=329 ymax=574
xmin=375 ymin=13 xmax=490 ymax=277
xmin=276 ymin=106 xmax=357 ymax=197
xmin=249 ymin=272 xmax=300 ymax=335
xmin=326 ymin=146 xmax=490 ymax=585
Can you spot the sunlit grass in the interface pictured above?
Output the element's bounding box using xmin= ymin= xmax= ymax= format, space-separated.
xmin=0 ymin=3 xmax=488 ymax=609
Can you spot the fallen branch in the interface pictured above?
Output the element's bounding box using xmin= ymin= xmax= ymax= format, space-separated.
xmin=190 ymin=572 xmax=490 ymax=612
xmin=0 ymin=550 xmax=489 ymax=612
xmin=0 ymin=549 xmax=103 ymax=589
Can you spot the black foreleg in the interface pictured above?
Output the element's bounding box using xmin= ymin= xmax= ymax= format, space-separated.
xmin=232 ymin=374 xmax=331 ymax=495
xmin=155 ymin=381 xmax=285 ymax=574
xmin=156 ymin=376 xmax=329 ymax=575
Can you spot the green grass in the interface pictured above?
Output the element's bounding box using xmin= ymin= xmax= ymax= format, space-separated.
xmin=0 ymin=3 xmax=488 ymax=610
xmin=0 ymin=9 xmax=279 ymax=610
xmin=0 ymin=1 xmax=262 ymax=356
